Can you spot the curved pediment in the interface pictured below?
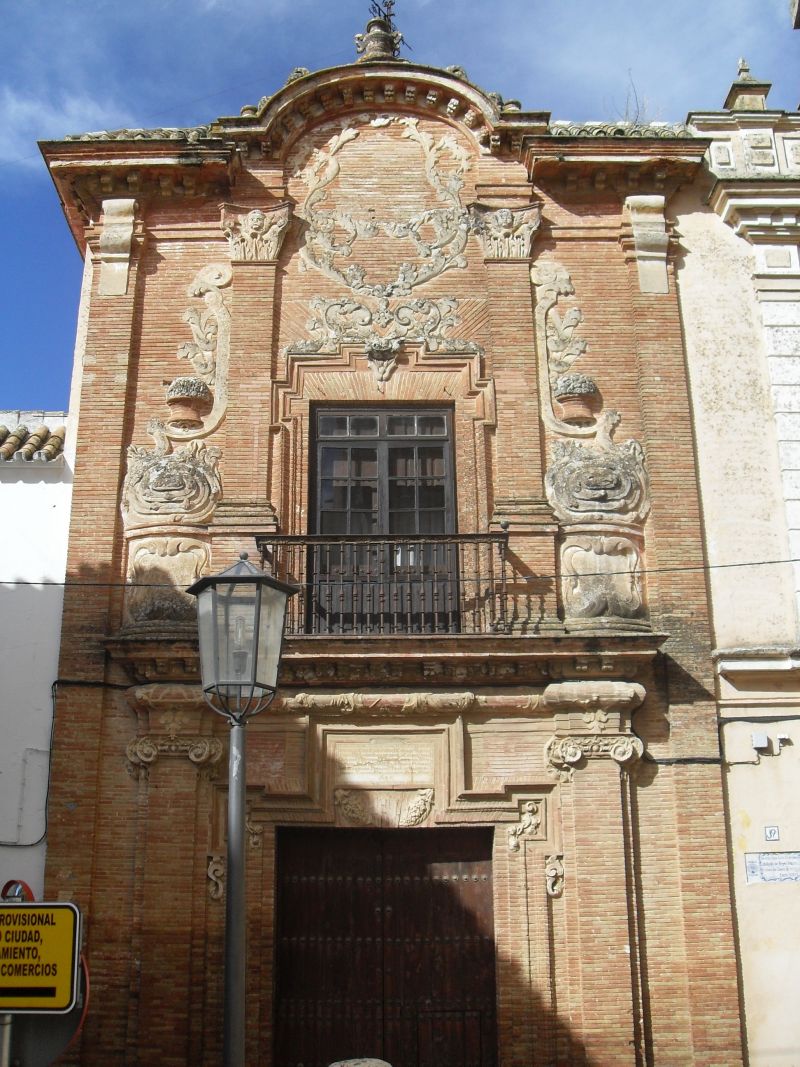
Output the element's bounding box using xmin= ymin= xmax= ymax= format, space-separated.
xmin=211 ymin=61 xmax=548 ymax=157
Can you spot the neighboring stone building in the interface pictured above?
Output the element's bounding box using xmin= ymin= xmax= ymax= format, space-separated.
xmin=38 ymin=11 xmax=758 ymax=1067
xmin=676 ymin=61 xmax=800 ymax=1067
xmin=0 ymin=411 xmax=72 ymax=897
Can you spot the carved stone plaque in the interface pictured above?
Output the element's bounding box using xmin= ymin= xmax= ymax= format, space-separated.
xmin=333 ymin=737 xmax=435 ymax=787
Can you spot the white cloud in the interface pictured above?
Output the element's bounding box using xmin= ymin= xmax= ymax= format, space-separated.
xmin=0 ymin=86 xmax=134 ymax=167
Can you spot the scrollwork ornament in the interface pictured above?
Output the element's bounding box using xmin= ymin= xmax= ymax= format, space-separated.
xmin=508 ymin=800 xmax=543 ymax=852
xmin=126 ymin=734 xmax=223 ymax=770
xmin=296 ymin=116 xmax=471 ymax=299
xmin=545 ymin=733 xmax=644 ymax=778
xmin=545 ymin=855 xmax=565 ymax=897
xmin=207 ymin=855 xmax=225 ymax=901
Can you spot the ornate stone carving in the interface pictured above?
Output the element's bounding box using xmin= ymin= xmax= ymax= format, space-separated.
xmin=168 ymin=263 xmax=232 ymax=442
xmin=126 ymin=735 xmax=224 ymax=770
xmin=468 ymin=204 xmax=541 ymax=259
xmin=177 ymin=263 xmax=232 ymax=388
xmin=624 ymin=195 xmax=669 ymax=294
xmin=334 ymin=788 xmax=434 ymax=827
xmin=545 ymin=734 xmax=644 ymax=779
xmin=121 ymin=420 xmax=222 ymax=528
xmin=296 ymin=117 xmax=470 ymax=298
xmin=286 ymin=295 xmax=480 ymax=359
xmin=365 ymin=338 xmax=402 ymax=391
xmin=508 ymin=800 xmax=543 ymax=852
xmin=207 ymin=854 xmax=225 ymax=900
xmin=531 ymin=262 xmax=588 ymax=385
xmin=355 ymin=10 xmax=403 ymax=61
xmin=561 ymin=534 xmax=644 ymax=621
xmin=544 ymin=411 xmax=650 ymax=525
xmin=545 ymin=855 xmax=564 ymax=897
xmin=276 ymin=690 xmax=541 ymax=716
xmin=124 ymin=536 xmax=209 ymax=626
xmin=98 ymin=198 xmax=137 ymax=296
xmin=222 ymin=203 xmax=291 ymax=261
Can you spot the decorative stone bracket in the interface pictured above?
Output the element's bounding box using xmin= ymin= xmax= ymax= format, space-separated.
xmin=624 ymin=195 xmax=669 ymax=295
xmin=98 ymin=198 xmax=137 ymax=296
xmin=126 ymin=734 xmax=223 ymax=773
xmin=545 ymin=733 xmax=644 ymax=781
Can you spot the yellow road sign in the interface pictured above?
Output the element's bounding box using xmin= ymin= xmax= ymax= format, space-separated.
xmin=0 ymin=903 xmax=81 ymax=1013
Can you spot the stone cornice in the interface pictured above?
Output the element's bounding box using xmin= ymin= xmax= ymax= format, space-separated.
xmin=708 ymin=180 xmax=800 ymax=242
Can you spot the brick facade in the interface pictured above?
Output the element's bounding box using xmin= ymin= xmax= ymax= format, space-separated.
xmin=41 ymin=23 xmax=744 ymax=1065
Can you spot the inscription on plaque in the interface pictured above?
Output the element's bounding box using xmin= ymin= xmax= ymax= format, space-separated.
xmin=745 ymin=852 xmax=800 ymax=884
xmin=333 ymin=737 xmax=435 ymax=788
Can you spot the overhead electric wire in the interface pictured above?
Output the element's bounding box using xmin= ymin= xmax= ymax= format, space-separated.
xmin=1 ymin=554 xmax=800 ymax=590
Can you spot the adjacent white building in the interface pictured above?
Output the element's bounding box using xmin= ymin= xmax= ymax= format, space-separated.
xmin=677 ymin=62 xmax=800 ymax=1065
xmin=0 ymin=410 xmax=72 ymax=898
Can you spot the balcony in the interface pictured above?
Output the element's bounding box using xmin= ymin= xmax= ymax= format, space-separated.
xmin=257 ymin=533 xmax=510 ymax=636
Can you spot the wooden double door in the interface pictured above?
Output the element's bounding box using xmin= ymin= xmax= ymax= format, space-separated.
xmin=274 ymin=827 xmax=497 ymax=1067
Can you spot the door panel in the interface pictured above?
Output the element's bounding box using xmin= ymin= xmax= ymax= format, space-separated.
xmin=274 ymin=828 xmax=496 ymax=1067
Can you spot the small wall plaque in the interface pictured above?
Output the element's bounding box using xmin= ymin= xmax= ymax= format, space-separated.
xmin=745 ymin=852 xmax=800 ymax=884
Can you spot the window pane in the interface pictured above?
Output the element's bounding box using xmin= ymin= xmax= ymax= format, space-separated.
xmin=351 ymin=448 xmax=377 ymax=478
xmin=389 ymin=511 xmax=416 ymax=534
xmin=318 ymin=416 xmax=348 ymax=437
xmin=419 ymin=447 xmax=445 ymax=478
xmin=388 ymin=481 xmax=416 ymax=510
xmin=419 ymin=482 xmax=445 ymax=509
xmin=387 ymin=415 xmax=416 ymax=436
xmin=320 ymin=447 xmax=350 ymax=479
xmin=419 ymin=511 xmax=446 ymax=534
xmin=320 ymin=480 xmax=348 ymax=509
xmin=351 ymin=511 xmax=377 ymax=534
xmin=350 ymin=416 xmax=378 ymax=437
xmin=418 ymin=415 xmax=446 ymax=436
xmin=388 ymin=447 xmax=415 ymax=478
xmin=351 ymin=483 xmax=377 ymax=510
xmin=320 ymin=511 xmax=348 ymax=534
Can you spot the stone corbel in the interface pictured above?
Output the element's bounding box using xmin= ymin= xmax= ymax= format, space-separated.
xmin=624 ymin=195 xmax=669 ymax=294
xmin=98 ymin=198 xmax=138 ymax=296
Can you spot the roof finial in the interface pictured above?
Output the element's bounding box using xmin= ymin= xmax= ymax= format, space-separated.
xmin=737 ymin=57 xmax=754 ymax=82
xmin=355 ymin=1 xmax=405 ymax=62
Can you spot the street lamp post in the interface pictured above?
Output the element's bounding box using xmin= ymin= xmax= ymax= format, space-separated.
xmin=188 ymin=553 xmax=297 ymax=1067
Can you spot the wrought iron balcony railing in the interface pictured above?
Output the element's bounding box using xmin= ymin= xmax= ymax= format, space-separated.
xmin=256 ymin=533 xmax=509 ymax=636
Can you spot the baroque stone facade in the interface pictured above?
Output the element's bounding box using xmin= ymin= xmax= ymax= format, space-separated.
xmin=41 ymin=11 xmax=752 ymax=1067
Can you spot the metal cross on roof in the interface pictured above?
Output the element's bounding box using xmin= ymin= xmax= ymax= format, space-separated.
xmin=370 ymin=0 xmax=397 ymax=29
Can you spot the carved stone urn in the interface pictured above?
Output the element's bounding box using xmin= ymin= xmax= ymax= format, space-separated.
xmin=553 ymin=373 xmax=598 ymax=426
xmin=165 ymin=376 xmax=213 ymax=430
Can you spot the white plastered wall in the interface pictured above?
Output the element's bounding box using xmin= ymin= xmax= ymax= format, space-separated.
xmin=673 ymin=188 xmax=797 ymax=650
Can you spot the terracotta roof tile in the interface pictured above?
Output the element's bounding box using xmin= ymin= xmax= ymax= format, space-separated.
xmin=0 ymin=412 xmax=68 ymax=463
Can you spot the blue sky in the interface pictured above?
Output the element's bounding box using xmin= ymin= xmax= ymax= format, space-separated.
xmin=1 ymin=0 xmax=797 ymax=412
